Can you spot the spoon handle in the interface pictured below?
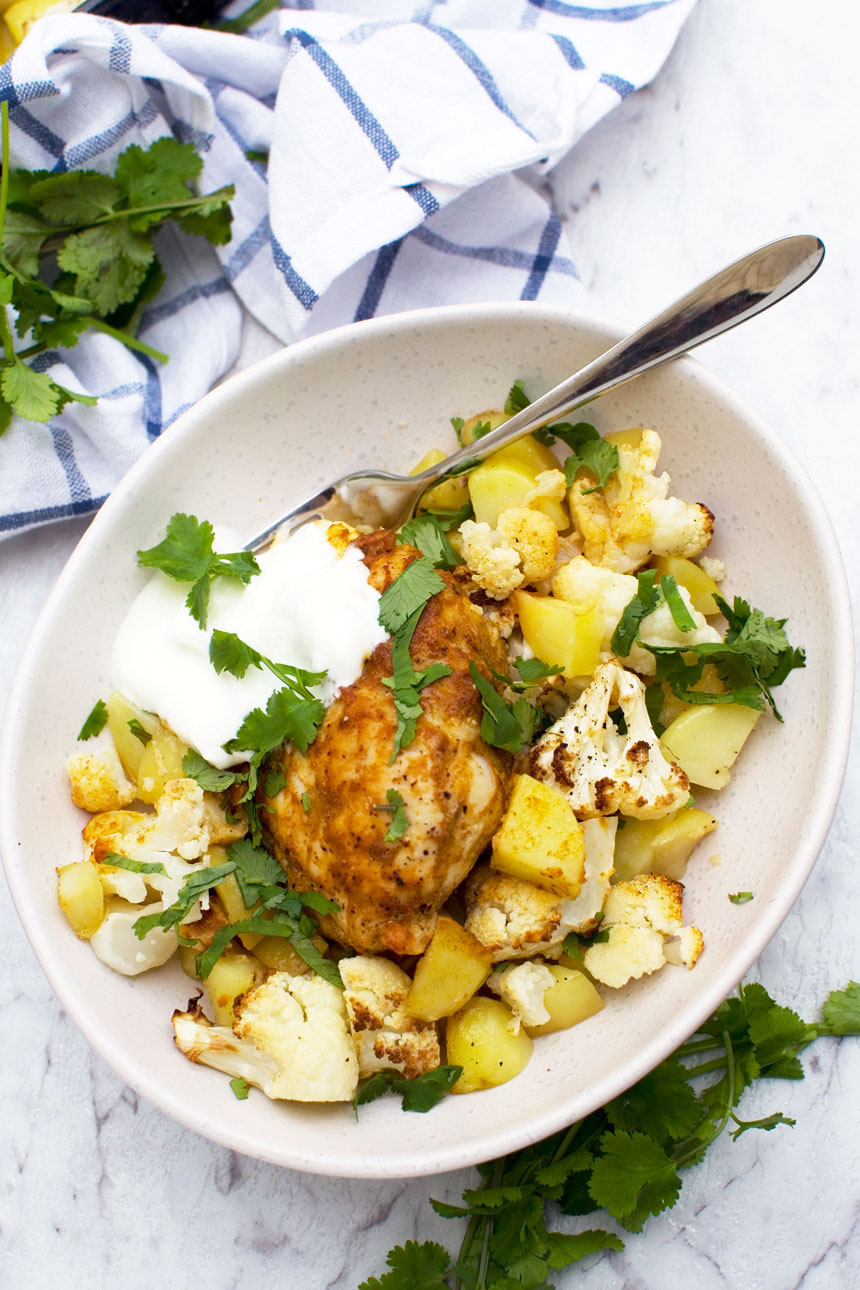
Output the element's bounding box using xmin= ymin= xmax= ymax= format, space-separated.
xmin=419 ymin=234 xmax=824 ymax=482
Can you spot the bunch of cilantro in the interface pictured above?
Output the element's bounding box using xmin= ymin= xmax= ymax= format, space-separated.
xmin=359 ymin=980 xmax=860 ymax=1290
xmin=0 ymin=100 xmax=233 ymax=431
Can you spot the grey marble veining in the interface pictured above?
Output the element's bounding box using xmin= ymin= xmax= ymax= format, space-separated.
xmin=2 ymin=0 xmax=859 ymax=1286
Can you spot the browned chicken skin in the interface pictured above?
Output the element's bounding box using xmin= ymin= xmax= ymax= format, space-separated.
xmin=260 ymin=532 xmax=512 ymax=955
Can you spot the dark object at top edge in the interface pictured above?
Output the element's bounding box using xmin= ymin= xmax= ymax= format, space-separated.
xmin=75 ymin=0 xmax=234 ymax=24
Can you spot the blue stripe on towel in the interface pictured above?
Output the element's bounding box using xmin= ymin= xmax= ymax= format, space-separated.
xmin=599 ymin=71 xmax=635 ymax=96
xmin=528 ymin=0 xmax=674 ymax=18
xmin=50 ymin=424 xmax=91 ymax=506
xmin=354 ymin=239 xmax=403 ymax=321
xmin=138 ymin=278 xmax=233 ymax=333
xmin=551 ymin=34 xmax=586 ymax=69
xmin=225 ymin=216 xmax=271 ymax=281
xmin=411 ymin=223 xmax=578 ymax=279
xmin=284 ymin=28 xmax=400 ymax=169
xmin=0 ymin=494 xmax=109 ymax=534
xmin=425 ymin=24 xmax=535 ymax=137
xmin=270 ymin=232 xmax=319 ymax=310
xmin=521 ymin=212 xmax=563 ymax=300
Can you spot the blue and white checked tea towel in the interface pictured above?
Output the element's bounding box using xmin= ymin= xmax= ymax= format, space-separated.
xmin=0 ymin=0 xmax=696 ymax=538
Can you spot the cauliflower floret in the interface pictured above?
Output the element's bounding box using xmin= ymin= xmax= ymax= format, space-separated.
xmin=172 ymin=970 xmax=359 ymax=1102
xmin=568 ymin=428 xmax=713 ymax=573
xmin=486 ymin=960 xmax=555 ymax=1033
xmin=339 ymin=955 xmax=440 ymax=1078
xmin=552 ymin=555 xmax=720 ymax=676
xmin=524 ymin=468 xmax=568 ymax=508
xmin=530 ymin=660 xmax=689 ymax=819
xmin=698 ymin=555 xmax=725 ymax=583
xmin=89 ymin=896 xmax=178 ymax=975
xmin=583 ymin=874 xmax=703 ymax=987
xmin=68 ymin=745 xmax=135 ymax=812
xmin=460 ymin=520 xmax=523 ymax=599
xmin=465 ymin=816 xmax=616 ymax=960
xmin=460 ymin=508 xmax=558 ymax=598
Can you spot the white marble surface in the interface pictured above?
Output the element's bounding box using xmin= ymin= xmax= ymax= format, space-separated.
xmin=2 ymin=0 xmax=859 ymax=1286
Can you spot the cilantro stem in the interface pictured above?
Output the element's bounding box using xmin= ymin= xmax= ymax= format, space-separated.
xmin=41 ymin=186 xmax=236 ymax=239
xmin=85 ymin=316 xmax=169 ymax=363
xmin=0 ymin=100 xmax=9 ymax=252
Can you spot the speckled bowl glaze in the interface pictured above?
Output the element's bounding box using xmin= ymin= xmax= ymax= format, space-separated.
xmin=0 ymin=304 xmax=852 ymax=1178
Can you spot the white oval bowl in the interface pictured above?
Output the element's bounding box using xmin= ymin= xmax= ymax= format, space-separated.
xmin=0 ymin=303 xmax=852 ymax=1179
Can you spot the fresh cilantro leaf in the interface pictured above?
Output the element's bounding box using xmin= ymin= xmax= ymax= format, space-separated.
xmin=0 ymin=397 xmax=13 ymax=437
xmin=533 ymin=419 xmax=596 ymax=450
xmin=114 ymin=137 xmax=202 ymax=215
xmin=209 ymin=628 xmax=264 ymax=678
xmin=589 ymin=1130 xmax=681 ymax=1231
xmin=300 ymin=790 xmax=312 ymax=813
xmin=229 ymin=1076 xmax=250 ymax=1101
xmin=357 ymin=1239 xmax=451 ymax=1290
xmin=56 ymin=220 xmax=154 ymax=315
xmin=377 ymin=556 xmax=445 ymax=636
xmin=450 ymin=415 xmax=465 ymax=447
xmin=660 ymin=574 xmax=697 ymax=632
xmin=381 ymin=606 xmax=452 ymax=759
xmin=729 ymin=891 xmax=754 ymax=904
xmin=730 ymin=1110 xmax=795 ymax=1140
xmin=565 ymin=436 xmax=620 ymax=491
xmin=354 ymin=1066 xmax=463 ymax=1116
xmin=1 ymin=360 xmax=60 ymax=422
xmin=606 ymin=1055 xmax=704 ymax=1144
xmin=225 ymin=684 xmax=325 ymax=760
xmin=196 ymin=911 xmax=343 ymax=987
xmin=226 ymin=837 xmax=283 ymax=906
xmin=77 ymin=698 xmax=108 ymax=740
xmin=264 ymin=768 xmax=286 ymax=797
xmin=29 ymin=171 xmax=121 ymax=226
xmin=610 ymin=568 xmax=660 ymax=656
xmin=513 ymin=655 xmax=564 ymax=685
xmin=127 ymin=718 xmax=151 ymax=746
xmin=470 ymin=660 xmax=540 ymax=753
xmin=182 ymin=748 xmax=246 ymax=794
xmin=103 ymin=850 xmax=167 ymax=876
xmin=137 ymin=514 xmax=260 ymax=629
xmin=505 ymin=377 xmax=530 ymax=415
xmin=820 ymin=981 xmax=860 ymax=1035
xmin=398 ymin=513 xmax=459 ymax=569
xmin=2 ymin=208 xmax=51 ymax=276
xmin=421 ymin=500 xmax=474 ymax=530
xmin=32 ymin=314 xmax=90 ymax=350
xmin=133 ymin=863 xmax=237 ymax=939
xmin=377 ymin=788 xmax=409 ymax=843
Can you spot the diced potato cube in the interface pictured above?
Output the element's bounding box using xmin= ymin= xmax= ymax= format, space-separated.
xmin=526 ymin=965 xmax=604 ymax=1036
xmin=212 ymin=862 xmax=263 ymax=949
xmin=603 ymin=427 xmax=643 ymax=451
xmin=653 ymin=554 xmax=721 ymax=616
xmin=57 ymin=861 xmax=105 ymax=939
xmin=515 ymin=590 xmax=603 ymax=678
xmin=205 ymin=950 xmax=258 ymax=1027
xmin=446 ymin=997 xmax=533 ymax=1093
xmin=491 ymin=774 xmax=585 ymax=899
xmin=460 ymin=409 xmax=507 ymax=445
xmin=468 ymin=458 xmax=539 ymax=528
xmin=106 ymin=690 xmax=160 ymax=783
xmin=613 ymin=807 xmax=718 ymax=881
xmin=661 ymin=705 xmax=762 ymax=790
xmin=179 ymin=944 xmax=201 ymax=980
xmin=406 ymin=915 xmax=493 ymax=1021
xmin=252 ymin=934 xmax=326 ymax=975
xmin=491 ymin=434 xmax=560 ymax=477
xmin=411 ymin=447 xmax=470 ymax=512
xmin=136 ymin=726 xmax=189 ymax=804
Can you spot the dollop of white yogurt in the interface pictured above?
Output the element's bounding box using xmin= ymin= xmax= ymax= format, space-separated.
xmin=111 ymin=522 xmax=387 ymax=768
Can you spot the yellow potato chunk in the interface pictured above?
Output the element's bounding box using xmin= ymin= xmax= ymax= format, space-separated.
xmin=179 ymin=944 xmax=201 ymax=980
xmin=468 ymin=458 xmax=539 ymax=528
xmin=526 ymin=965 xmax=604 ymax=1036
xmin=491 ymin=774 xmax=585 ymax=899
xmin=613 ymin=807 xmax=718 ymax=881
xmin=446 ymin=997 xmax=533 ymax=1093
xmin=205 ymin=950 xmax=258 ymax=1027
xmin=515 ymin=590 xmax=604 ymax=678
xmin=252 ymin=934 xmax=327 ymax=975
xmin=406 ymin=915 xmax=493 ymax=1021
xmin=653 ymin=554 xmax=721 ymax=616
xmin=491 ymin=434 xmax=560 ymax=477
xmin=136 ymin=725 xmax=189 ymax=804
xmin=460 ymin=409 xmax=507 ymax=444
xmin=57 ymin=861 xmax=105 ymax=939
xmin=106 ymin=690 xmax=160 ymax=783
xmin=411 ymin=447 xmax=470 ymax=512
xmin=213 ymin=861 xmax=263 ymax=949
xmin=603 ymin=427 xmax=643 ymax=451
xmin=661 ymin=705 xmax=762 ymax=790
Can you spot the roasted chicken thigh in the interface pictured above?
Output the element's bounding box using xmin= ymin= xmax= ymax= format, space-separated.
xmin=260 ymin=532 xmax=512 ymax=955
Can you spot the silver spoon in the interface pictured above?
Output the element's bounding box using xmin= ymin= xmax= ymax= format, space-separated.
xmin=244 ymin=233 xmax=824 ymax=550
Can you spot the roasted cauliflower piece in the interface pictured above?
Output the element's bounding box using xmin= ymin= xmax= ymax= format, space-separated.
xmin=460 ymin=506 xmax=558 ymax=599
xmin=68 ymin=746 xmax=135 ymax=813
xmin=173 ymin=970 xmax=359 ymax=1102
xmin=569 ymin=428 xmax=713 ymax=574
xmin=582 ymin=873 xmax=703 ymax=987
xmin=486 ymin=959 xmax=555 ymax=1034
xmin=552 ymin=555 xmax=720 ymax=676
xmin=530 ymin=661 xmax=689 ymax=820
xmin=465 ymin=816 xmax=616 ymax=960
xmin=339 ymin=955 xmax=440 ymax=1079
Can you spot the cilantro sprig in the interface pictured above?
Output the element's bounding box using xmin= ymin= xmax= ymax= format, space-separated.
xmin=354 ymin=1064 xmax=463 ymax=1115
xmin=77 ymin=697 xmax=108 ymax=741
xmin=470 ymin=661 xmax=543 ymax=753
xmin=0 ymin=111 xmax=234 ymax=430
xmin=379 ymin=553 xmax=451 ymax=760
xmin=359 ymin=980 xmax=860 ymax=1290
xmin=137 ymin=515 xmax=260 ymax=629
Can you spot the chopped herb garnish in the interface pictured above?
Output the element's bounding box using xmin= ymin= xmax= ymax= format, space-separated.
xmin=398 ymin=513 xmax=460 ymax=570
xmin=729 ymin=891 xmax=755 ymax=904
xmin=381 ymin=605 xmax=453 ymax=760
xmin=450 ymin=414 xmax=465 ymax=447
xmin=300 ymin=791 xmax=312 ymax=813
xmin=611 ymin=568 xmax=660 ymax=656
xmin=504 ymin=377 xmax=530 ymax=415
xmin=660 ymin=575 xmax=697 ymax=632
xmin=133 ymin=862 xmax=237 ymax=939
xmin=512 ymin=656 xmax=565 ymax=686
xmin=77 ymin=698 xmax=108 ymax=741
xmin=263 ymin=768 xmax=286 ymax=798
xmin=469 ymin=660 xmax=541 ymax=753
xmin=127 ymin=718 xmax=152 ymax=746
xmin=378 ymin=555 xmax=446 ymax=636
xmin=103 ymin=851 xmax=167 ymax=876
xmin=353 ymin=1064 xmax=463 ymax=1115
xmin=422 ymin=501 xmax=474 ymax=530
xmin=137 ymin=513 xmax=259 ymax=629
xmin=229 ymin=1076 xmax=250 ymax=1100
xmin=226 ymin=837 xmax=284 ymax=908
xmin=182 ymin=748 xmax=247 ymax=794
xmin=375 ymin=788 xmax=409 ymax=843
